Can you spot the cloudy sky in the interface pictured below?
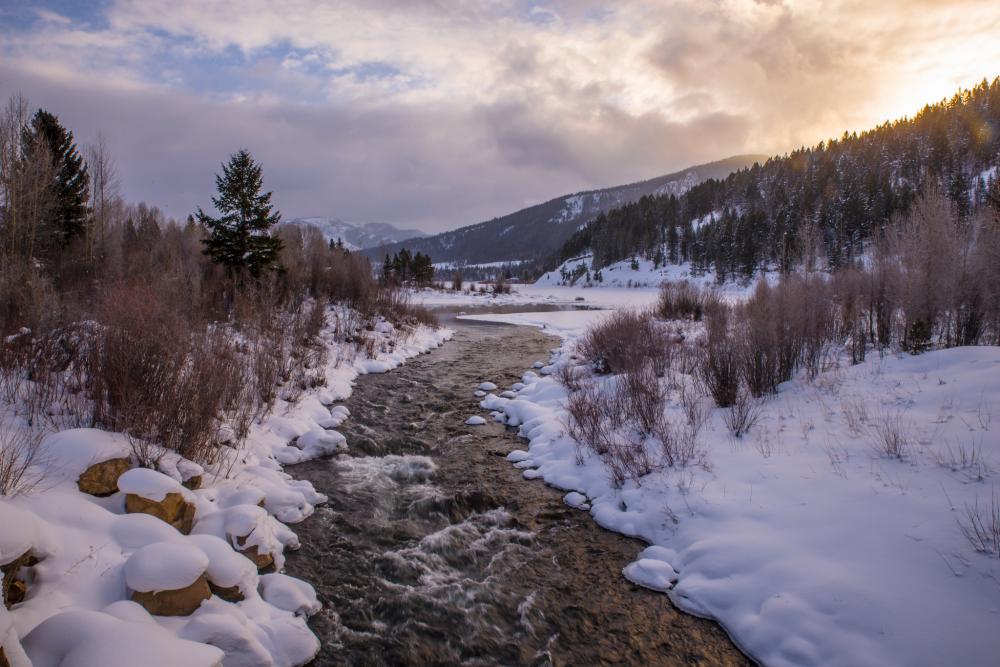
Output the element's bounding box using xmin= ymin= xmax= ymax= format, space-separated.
xmin=1 ymin=1 xmax=998 ymax=232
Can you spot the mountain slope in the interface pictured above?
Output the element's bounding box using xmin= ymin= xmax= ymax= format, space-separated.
xmin=281 ymin=217 xmax=427 ymax=250
xmin=548 ymin=78 xmax=1000 ymax=281
xmin=364 ymin=155 xmax=764 ymax=264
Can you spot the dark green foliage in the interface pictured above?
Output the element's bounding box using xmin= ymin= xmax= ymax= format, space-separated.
xmin=22 ymin=109 xmax=89 ymax=247
xmin=549 ymin=78 xmax=1000 ymax=281
xmin=382 ymin=249 xmax=434 ymax=285
xmin=197 ymin=149 xmax=283 ymax=277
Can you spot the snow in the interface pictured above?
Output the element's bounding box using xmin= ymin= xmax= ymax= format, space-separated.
xmin=465 ymin=416 xmax=487 ymax=426
xmin=117 ymin=467 xmax=189 ymax=502
xmin=39 ymin=428 xmax=132 ymax=484
xmin=259 ymin=574 xmax=322 ymax=617
xmin=125 ymin=542 xmax=209 ymax=593
xmin=622 ymin=555 xmax=677 ymax=592
xmin=0 ymin=306 xmax=451 ymax=666
xmin=477 ymin=381 xmax=497 ymax=391
xmin=467 ymin=286 xmax=1000 ymax=667
xmin=0 ymin=503 xmax=46 ymax=564
xmin=535 ymin=253 xmax=766 ymax=295
xmin=23 ymin=608 xmax=224 ymax=667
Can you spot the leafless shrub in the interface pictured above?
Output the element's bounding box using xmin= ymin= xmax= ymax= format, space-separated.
xmin=679 ymin=382 xmax=710 ymax=435
xmin=565 ymin=383 xmax=612 ymax=456
xmin=698 ymin=305 xmax=741 ymax=407
xmin=604 ymin=441 xmax=654 ymax=488
xmin=723 ymin=388 xmax=763 ymax=438
xmin=657 ymin=280 xmax=719 ymax=321
xmin=0 ymin=424 xmax=44 ymax=496
xmin=577 ymin=309 xmax=671 ymax=375
xmin=958 ymin=488 xmax=1000 ymax=558
xmin=865 ymin=408 xmax=910 ymax=459
xmin=554 ymin=362 xmax=587 ymax=393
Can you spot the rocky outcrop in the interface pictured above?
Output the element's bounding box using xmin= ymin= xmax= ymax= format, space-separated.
xmin=76 ymin=457 xmax=131 ymax=496
xmin=125 ymin=492 xmax=197 ymax=535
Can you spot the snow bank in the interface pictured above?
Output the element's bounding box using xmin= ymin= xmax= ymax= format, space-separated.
xmin=477 ymin=312 xmax=1000 ymax=666
xmin=24 ymin=608 xmax=224 ymax=667
xmin=0 ymin=308 xmax=452 ymax=666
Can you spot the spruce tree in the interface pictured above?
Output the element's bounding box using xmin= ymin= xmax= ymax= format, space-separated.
xmin=22 ymin=109 xmax=89 ymax=247
xmin=197 ymin=149 xmax=283 ymax=277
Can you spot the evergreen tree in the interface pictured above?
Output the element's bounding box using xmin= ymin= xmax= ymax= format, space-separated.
xmin=196 ymin=150 xmax=283 ymax=277
xmin=22 ymin=109 xmax=89 ymax=247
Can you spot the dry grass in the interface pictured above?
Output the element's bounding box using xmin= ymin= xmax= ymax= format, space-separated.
xmin=0 ymin=422 xmax=44 ymax=496
xmin=958 ymin=487 xmax=1000 ymax=558
xmin=865 ymin=408 xmax=911 ymax=460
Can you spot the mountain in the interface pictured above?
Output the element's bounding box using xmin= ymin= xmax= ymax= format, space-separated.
xmin=363 ymin=155 xmax=764 ymax=266
xmin=549 ymin=78 xmax=1000 ymax=282
xmin=281 ymin=217 xmax=427 ymax=251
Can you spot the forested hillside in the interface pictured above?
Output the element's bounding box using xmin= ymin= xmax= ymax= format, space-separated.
xmin=365 ymin=155 xmax=762 ymax=268
xmin=552 ymin=79 xmax=1000 ymax=280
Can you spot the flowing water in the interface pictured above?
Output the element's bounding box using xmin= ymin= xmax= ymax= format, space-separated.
xmin=285 ymin=309 xmax=749 ymax=666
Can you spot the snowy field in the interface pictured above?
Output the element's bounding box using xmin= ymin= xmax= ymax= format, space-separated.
xmin=0 ymin=312 xmax=452 ymax=667
xmin=455 ymin=287 xmax=1000 ymax=666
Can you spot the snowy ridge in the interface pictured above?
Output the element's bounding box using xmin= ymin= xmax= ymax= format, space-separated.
xmin=460 ymin=308 xmax=1000 ymax=667
xmin=281 ymin=217 xmax=426 ymax=250
xmin=0 ymin=309 xmax=452 ymax=666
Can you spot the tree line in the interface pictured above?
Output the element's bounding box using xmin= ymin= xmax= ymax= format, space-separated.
xmin=550 ymin=78 xmax=1000 ymax=281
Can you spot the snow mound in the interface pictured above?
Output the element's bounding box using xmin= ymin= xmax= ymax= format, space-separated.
xmin=40 ymin=428 xmax=131 ymax=484
xmin=0 ymin=503 xmax=46 ymax=564
xmin=623 ymin=558 xmax=677 ymax=592
xmin=562 ymin=491 xmax=590 ymax=510
xmin=125 ymin=542 xmax=209 ymax=593
xmin=295 ymin=429 xmax=347 ymax=458
xmin=186 ymin=534 xmax=258 ymax=593
xmin=465 ymin=416 xmax=487 ymax=426
xmin=22 ymin=608 xmax=224 ymax=667
xmin=259 ymin=574 xmax=321 ymax=617
xmin=477 ymin=382 xmax=498 ymax=391
xmin=118 ymin=467 xmax=188 ymax=502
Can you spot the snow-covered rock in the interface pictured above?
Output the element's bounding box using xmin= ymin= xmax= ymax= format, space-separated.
xmin=125 ymin=542 xmax=209 ymax=594
xmin=258 ymin=574 xmax=321 ymax=617
xmin=464 ymin=416 xmax=487 ymax=426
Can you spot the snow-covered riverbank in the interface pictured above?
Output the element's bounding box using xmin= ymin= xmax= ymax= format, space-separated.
xmin=0 ymin=310 xmax=451 ymax=667
xmin=461 ymin=305 xmax=1000 ymax=667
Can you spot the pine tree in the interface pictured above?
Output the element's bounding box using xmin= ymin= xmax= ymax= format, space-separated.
xmin=197 ymin=149 xmax=283 ymax=277
xmin=22 ymin=109 xmax=89 ymax=248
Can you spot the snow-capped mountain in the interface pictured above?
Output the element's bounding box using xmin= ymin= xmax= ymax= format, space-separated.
xmin=280 ymin=218 xmax=427 ymax=251
xmin=363 ymin=155 xmax=763 ymax=265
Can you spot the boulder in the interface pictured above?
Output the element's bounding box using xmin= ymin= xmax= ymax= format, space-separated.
xmin=130 ymin=574 xmax=212 ymax=616
xmin=76 ymin=457 xmax=131 ymax=496
xmin=1 ymin=551 xmax=37 ymax=610
xmin=208 ymin=582 xmax=244 ymax=603
xmin=182 ymin=475 xmax=203 ymax=491
xmin=125 ymin=492 xmax=197 ymax=535
xmin=234 ymin=536 xmax=274 ymax=572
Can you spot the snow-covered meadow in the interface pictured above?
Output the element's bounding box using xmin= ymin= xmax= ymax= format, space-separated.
xmin=0 ymin=310 xmax=451 ymax=667
xmin=459 ymin=288 xmax=1000 ymax=666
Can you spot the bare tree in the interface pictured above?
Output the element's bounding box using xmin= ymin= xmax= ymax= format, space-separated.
xmin=85 ymin=132 xmax=120 ymax=261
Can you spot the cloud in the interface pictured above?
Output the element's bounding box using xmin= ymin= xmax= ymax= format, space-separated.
xmin=1 ymin=0 xmax=997 ymax=232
